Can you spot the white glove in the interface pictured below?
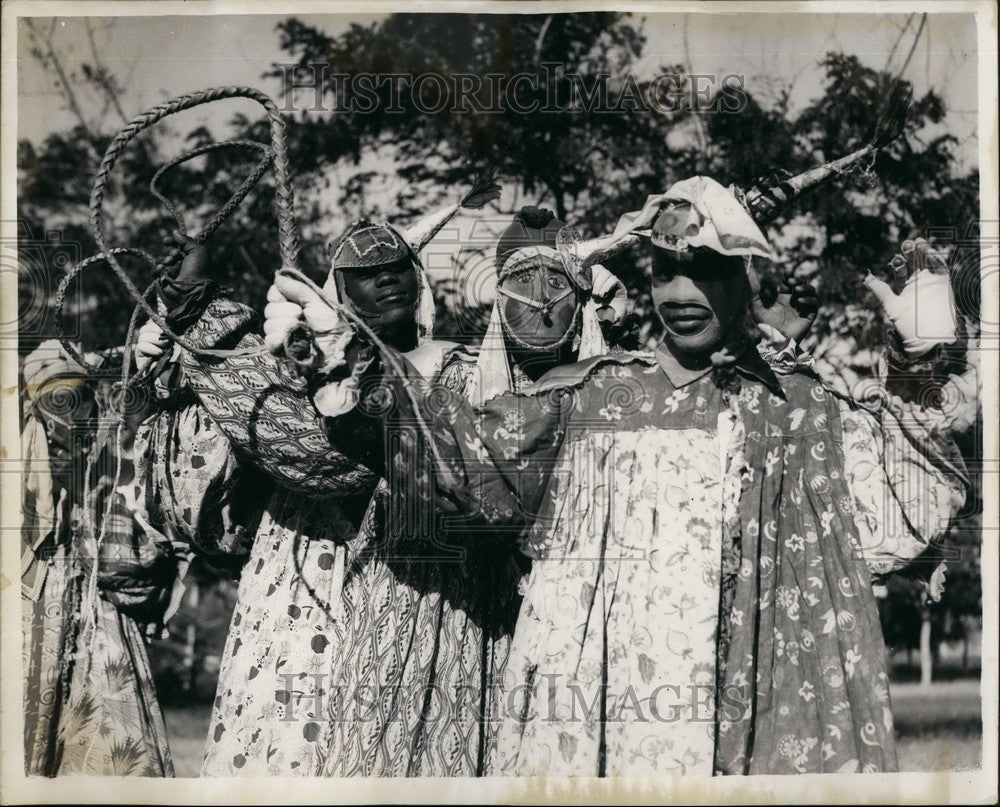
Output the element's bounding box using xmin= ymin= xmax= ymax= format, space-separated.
xmin=590 ymin=263 xmax=629 ymax=324
xmin=271 ymin=272 xmax=354 ymax=375
xmin=134 ymin=319 xmax=170 ymax=373
xmin=263 ymin=280 xmax=305 ymax=354
xmin=864 ymin=238 xmax=957 ymax=359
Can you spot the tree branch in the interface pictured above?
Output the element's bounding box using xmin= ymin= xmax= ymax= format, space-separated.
xmin=25 ymin=18 xmax=98 ymax=148
xmin=84 ymin=19 xmax=129 ymax=125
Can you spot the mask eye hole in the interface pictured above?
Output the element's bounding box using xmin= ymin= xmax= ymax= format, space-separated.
xmin=652 ymin=261 xmax=678 ymax=283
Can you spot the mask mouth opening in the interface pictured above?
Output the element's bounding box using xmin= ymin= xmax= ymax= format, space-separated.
xmin=659 ymin=301 xmax=715 ymax=337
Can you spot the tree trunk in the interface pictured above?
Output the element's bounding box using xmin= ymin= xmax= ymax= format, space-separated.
xmin=183 ymin=585 xmax=200 ymax=694
xmin=919 ymin=609 xmax=933 ymax=686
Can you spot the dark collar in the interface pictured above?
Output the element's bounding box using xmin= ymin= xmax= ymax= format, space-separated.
xmin=653 ymin=343 xmax=785 ymax=398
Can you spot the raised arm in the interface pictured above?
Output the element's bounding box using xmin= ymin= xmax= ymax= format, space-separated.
xmin=141 ymin=233 xmax=377 ymax=499
xmin=840 ymin=238 xmax=971 ymax=580
xmin=266 ymin=272 xmax=573 ymax=551
xmin=176 ymin=295 xmax=376 ymax=497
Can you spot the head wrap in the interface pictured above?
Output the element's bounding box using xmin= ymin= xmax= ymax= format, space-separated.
xmin=22 ymin=339 xmax=91 ymax=401
xmin=495 ymin=205 xmax=567 ymax=268
xmin=324 ymin=220 xmax=436 ymax=342
xmin=613 ymin=176 xmax=774 ymax=259
xmin=612 ymin=85 xmax=911 ymax=262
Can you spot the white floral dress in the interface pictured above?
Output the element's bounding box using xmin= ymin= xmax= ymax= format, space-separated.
xmin=381 ymin=344 xmax=966 ymax=775
xmin=135 ymin=297 xmax=377 ymax=776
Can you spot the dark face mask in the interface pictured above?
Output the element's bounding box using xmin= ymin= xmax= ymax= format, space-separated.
xmin=497 ymin=255 xmax=580 ymax=350
xmin=336 ymin=256 xmax=420 ymax=333
xmin=650 ymin=247 xmax=751 ymax=357
xmin=33 ymin=380 xmax=97 ymax=486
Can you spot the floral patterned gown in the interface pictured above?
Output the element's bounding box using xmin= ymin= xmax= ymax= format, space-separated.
xmin=22 ymin=537 xmax=78 ymax=776
xmin=377 ymin=341 xmax=966 ymax=776
xmin=135 ymin=296 xmax=378 ymax=776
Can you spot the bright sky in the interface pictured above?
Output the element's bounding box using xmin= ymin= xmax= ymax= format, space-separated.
xmin=16 ymin=10 xmax=980 ymax=170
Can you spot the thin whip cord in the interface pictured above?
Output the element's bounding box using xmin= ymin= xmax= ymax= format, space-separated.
xmin=275 ymin=267 xmax=458 ymax=487
xmin=63 ymin=86 xmax=299 ymax=671
xmin=58 ymin=86 xmax=299 ymax=371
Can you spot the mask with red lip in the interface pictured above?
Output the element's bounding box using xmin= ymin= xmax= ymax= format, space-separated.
xmin=651 ymin=242 xmax=752 ymax=357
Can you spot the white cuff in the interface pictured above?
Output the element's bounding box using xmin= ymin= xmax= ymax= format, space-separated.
xmin=314 ymin=376 xmax=360 ymax=417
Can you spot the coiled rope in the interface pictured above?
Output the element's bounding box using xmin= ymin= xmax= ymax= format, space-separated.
xmin=57 ymin=87 xmax=452 ymax=701
xmin=149 ymin=137 xmax=274 ymax=273
xmin=58 ymin=87 xmax=299 ymax=702
xmin=56 ymin=85 xmax=299 ymax=369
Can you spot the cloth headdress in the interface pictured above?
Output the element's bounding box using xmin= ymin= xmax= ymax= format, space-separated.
xmin=324 ymin=220 xmax=437 ymax=343
xmin=22 ymin=339 xmax=91 ymax=402
xmin=614 ymin=85 xmax=911 ymax=258
xmin=613 ymin=176 xmax=775 ymax=259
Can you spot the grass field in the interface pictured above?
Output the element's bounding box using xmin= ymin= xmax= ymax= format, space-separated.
xmin=891 ymin=679 xmax=983 ymax=772
xmin=163 ymin=678 xmax=983 ymax=777
xmin=163 ymin=706 xmax=213 ymax=777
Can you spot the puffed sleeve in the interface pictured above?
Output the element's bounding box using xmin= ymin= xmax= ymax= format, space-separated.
xmin=839 ymin=344 xmax=971 ymax=577
xmin=366 ymin=348 xmax=572 ymax=550
xmin=175 ymin=295 xmax=379 ymax=498
xmin=133 ymin=399 xmax=265 ymax=563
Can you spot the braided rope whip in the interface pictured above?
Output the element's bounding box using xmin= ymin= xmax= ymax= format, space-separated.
xmin=57 ymin=85 xmax=298 ymax=369
xmin=149 ymin=137 xmax=274 ymax=273
xmin=53 ymin=248 xmax=159 ymax=374
xmin=64 ymin=87 xmax=453 ymax=664
xmin=65 ymin=86 xmax=299 ymax=673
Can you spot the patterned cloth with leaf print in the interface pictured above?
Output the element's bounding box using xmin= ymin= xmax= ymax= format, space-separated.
xmin=23 ymin=472 xmax=175 ymax=777
xmin=318 ymin=348 xmax=525 ymax=777
xmin=133 ymin=295 xmax=379 ymax=776
xmin=375 ymin=339 xmax=966 ymax=776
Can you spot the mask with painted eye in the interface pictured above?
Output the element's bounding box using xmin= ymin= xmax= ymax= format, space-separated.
xmin=496 ymin=247 xmax=581 ymax=350
xmin=33 ymin=377 xmax=97 ymax=464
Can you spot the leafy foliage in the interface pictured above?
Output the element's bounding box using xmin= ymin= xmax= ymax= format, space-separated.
xmin=17 ymin=12 xmax=982 ymax=683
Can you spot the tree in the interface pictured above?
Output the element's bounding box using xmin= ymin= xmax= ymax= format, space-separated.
xmin=18 ymin=13 xmax=982 ymax=687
